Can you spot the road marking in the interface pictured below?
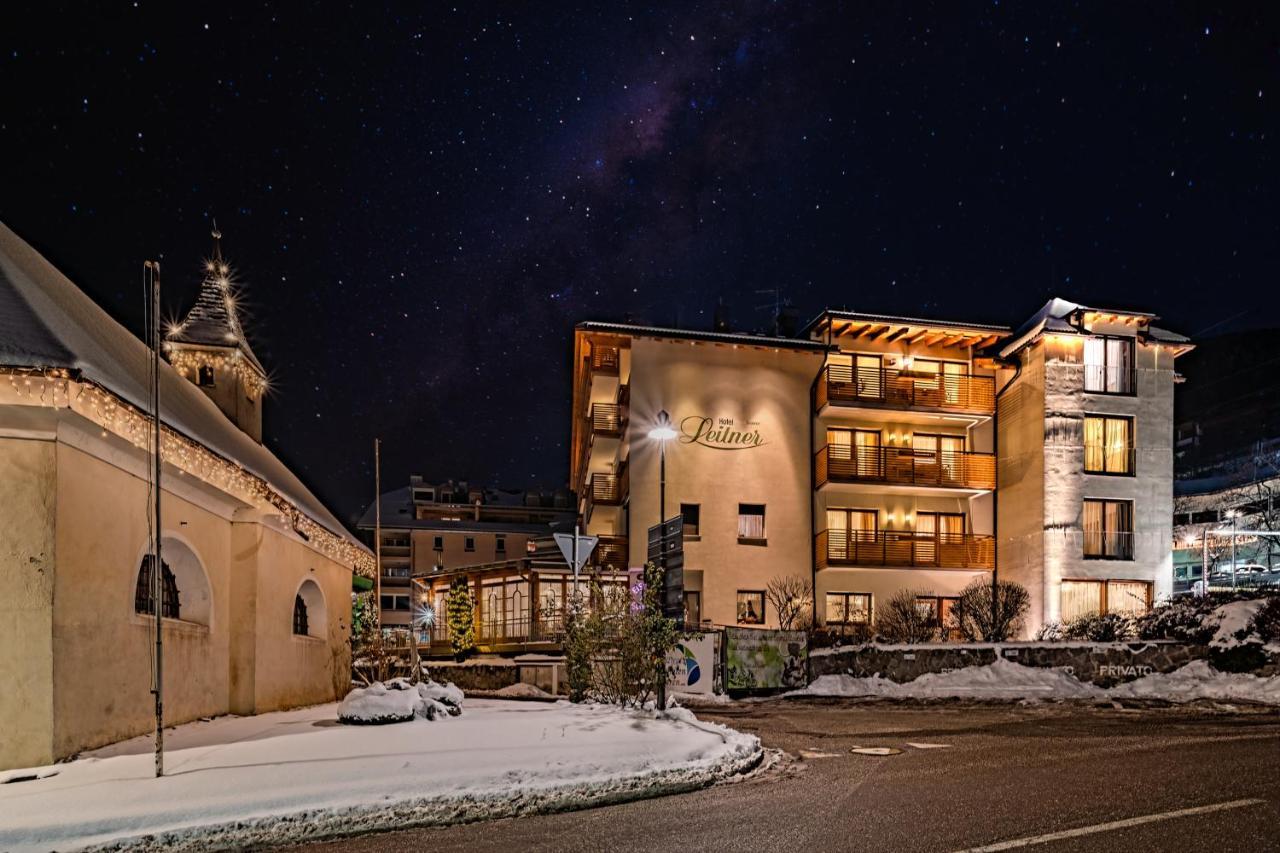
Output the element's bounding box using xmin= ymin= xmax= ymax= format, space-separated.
xmin=850 ymin=747 xmax=902 ymax=756
xmin=906 ymin=742 xmax=952 ymax=749
xmin=954 ymin=798 xmax=1266 ymax=852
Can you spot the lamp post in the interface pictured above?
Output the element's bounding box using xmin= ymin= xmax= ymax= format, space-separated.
xmin=1227 ymin=510 xmax=1240 ymax=590
xmin=647 ymin=410 xmax=677 ymax=711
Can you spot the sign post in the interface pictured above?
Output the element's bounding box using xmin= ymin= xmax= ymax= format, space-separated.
xmin=646 ymin=516 xmax=684 ymax=621
xmin=554 ymin=528 xmax=597 ymax=594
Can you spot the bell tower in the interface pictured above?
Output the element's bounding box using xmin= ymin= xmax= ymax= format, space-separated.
xmin=164 ymin=225 xmax=268 ymax=442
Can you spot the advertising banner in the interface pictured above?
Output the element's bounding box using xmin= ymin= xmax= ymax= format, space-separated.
xmin=667 ymin=633 xmax=716 ymax=695
xmin=723 ymin=627 xmax=807 ymax=692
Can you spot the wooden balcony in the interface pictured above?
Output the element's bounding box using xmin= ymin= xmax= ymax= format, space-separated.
xmin=593 ymin=534 xmax=628 ymax=570
xmin=590 ymin=345 xmax=620 ymax=375
xmin=816 ymin=364 xmax=995 ymax=415
xmin=815 ymin=444 xmax=996 ymax=491
xmin=584 ymin=467 xmax=627 ymax=521
xmin=590 ymin=402 xmax=625 ymax=437
xmin=817 ymin=529 xmax=995 ymax=570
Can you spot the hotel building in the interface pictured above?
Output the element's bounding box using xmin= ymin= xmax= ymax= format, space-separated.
xmin=569 ymin=300 xmax=1191 ymax=637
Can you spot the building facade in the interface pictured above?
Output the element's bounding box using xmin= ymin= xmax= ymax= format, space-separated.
xmin=0 ymin=223 xmax=371 ymax=771
xmin=569 ymin=300 xmax=1190 ymax=637
xmin=357 ymin=477 xmax=576 ymax=629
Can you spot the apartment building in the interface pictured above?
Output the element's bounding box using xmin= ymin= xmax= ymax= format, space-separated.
xmin=357 ymin=477 xmax=576 ymax=628
xmin=569 ymin=299 xmax=1191 ymax=637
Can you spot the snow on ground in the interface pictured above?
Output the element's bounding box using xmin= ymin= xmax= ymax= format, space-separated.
xmin=0 ymin=700 xmax=760 ymax=852
xmin=793 ymin=658 xmax=1280 ymax=705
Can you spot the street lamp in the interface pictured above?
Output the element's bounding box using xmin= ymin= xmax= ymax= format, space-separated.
xmin=1225 ymin=510 xmax=1240 ymax=589
xmin=647 ymin=409 xmax=677 ymax=712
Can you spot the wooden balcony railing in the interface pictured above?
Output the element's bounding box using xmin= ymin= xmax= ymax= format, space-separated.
xmin=593 ymin=534 xmax=628 ymax=569
xmin=816 ymin=444 xmax=996 ymax=490
xmin=816 ymin=364 xmax=995 ymax=414
xmin=590 ymin=345 xmax=620 ymax=375
xmin=590 ymin=402 xmax=625 ymax=437
xmin=584 ymin=467 xmax=627 ymax=521
xmin=817 ymin=529 xmax=995 ymax=570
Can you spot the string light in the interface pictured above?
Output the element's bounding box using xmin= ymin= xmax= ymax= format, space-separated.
xmin=163 ymin=345 xmax=268 ymax=397
xmin=3 ymin=366 xmax=373 ymax=576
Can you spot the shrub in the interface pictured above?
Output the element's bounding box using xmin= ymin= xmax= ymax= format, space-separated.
xmin=1062 ymin=613 xmax=1137 ymax=642
xmin=765 ymin=575 xmax=813 ymax=631
xmin=876 ymin=589 xmax=937 ymax=644
xmin=1247 ymin=595 xmax=1280 ymax=646
xmin=1033 ymin=621 xmax=1064 ymax=642
xmin=952 ymin=578 xmax=1031 ymax=641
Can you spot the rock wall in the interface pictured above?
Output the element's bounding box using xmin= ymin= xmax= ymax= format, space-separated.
xmin=423 ymin=662 xmax=519 ymax=692
xmin=809 ymin=641 xmax=1209 ymax=688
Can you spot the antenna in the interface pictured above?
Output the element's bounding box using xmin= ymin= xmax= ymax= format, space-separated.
xmin=753 ymin=287 xmax=793 ymax=336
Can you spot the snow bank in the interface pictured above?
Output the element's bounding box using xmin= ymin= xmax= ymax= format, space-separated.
xmin=1210 ymin=600 xmax=1267 ymax=649
xmin=0 ymin=700 xmax=760 ymax=852
xmin=1109 ymin=660 xmax=1280 ymax=704
xmin=337 ymin=678 xmax=464 ymax=724
xmin=794 ymin=658 xmax=1101 ymax=700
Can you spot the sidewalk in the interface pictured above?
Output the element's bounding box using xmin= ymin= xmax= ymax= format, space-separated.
xmin=0 ymin=699 xmax=760 ymax=852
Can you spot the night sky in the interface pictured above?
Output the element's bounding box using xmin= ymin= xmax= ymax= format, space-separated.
xmin=2 ymin=3 xmax=1277 ymax=527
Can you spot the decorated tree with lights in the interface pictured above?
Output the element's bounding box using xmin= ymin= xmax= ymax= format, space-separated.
xmin=446 ymin=576 xmax=476 ymax=661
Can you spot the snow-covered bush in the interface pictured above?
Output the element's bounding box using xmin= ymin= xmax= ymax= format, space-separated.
xmin=952 ymin=578 xmax=1030 ymax=641
xmin=1061 ymin=613 xmax=1137 ymax=641
xmin=1033 ymin=621 xmax=1064 ymax=642
xmin=338 ymin=678 xmax=464 ymax=724
xmin=876 ymin=589 xmax=937 ymax=643
xmin=1248 ymin=596 xmax=1280 ymax=646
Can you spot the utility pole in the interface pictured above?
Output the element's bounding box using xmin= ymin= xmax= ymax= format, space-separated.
xmin=374 ymin=438 xmax=382 ymax=631
xmin=146 ymin=260 xmax=164 ymax=779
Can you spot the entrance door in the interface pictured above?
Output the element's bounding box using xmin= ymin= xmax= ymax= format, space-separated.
xmin=855 ymin=354 xmax=883 ymax=400
xmin=917 ymin=512 xmax=965 ymax=566
xmin=854 ymin=429 xmax=882 ymax=478
xmin=827 ymin=508 xmax=877 ymax=563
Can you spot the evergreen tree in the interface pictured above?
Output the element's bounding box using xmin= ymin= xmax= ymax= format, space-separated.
xmin=446 ymin=577 xmax=476 ymax=661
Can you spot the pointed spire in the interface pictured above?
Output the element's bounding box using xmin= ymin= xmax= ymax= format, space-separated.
xmin=211 ymin=220 xmax=223 ymax=265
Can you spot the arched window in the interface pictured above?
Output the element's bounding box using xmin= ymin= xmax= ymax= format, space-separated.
xmin=134 ymin=556 xmax=180 ymax=619
xmin=293 ymin=594 xmax=309 ymax=635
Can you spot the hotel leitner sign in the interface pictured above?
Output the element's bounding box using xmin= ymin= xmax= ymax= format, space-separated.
xmin=678 ymin=415 xmax=766 ymax=450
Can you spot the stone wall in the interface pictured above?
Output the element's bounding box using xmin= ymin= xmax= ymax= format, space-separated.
xmin=809 ymin=641 xmax=1209 ymax=688
xmin=423 ymin=662 xmax=519 ymax=692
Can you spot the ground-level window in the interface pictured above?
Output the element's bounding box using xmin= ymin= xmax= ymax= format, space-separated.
xmin=825 ymin=592 xmax=872 ymax=625
xmin=681 ymin=503 xmax=701 ymax=537
xmin=293 ymin=595 xmax=309 ymax=635
xmin=683 ymin=591 xmax=701 ymax=626
xmin=1083 ymin=498 xmax=1134 ymax=559
xmin=464 ymin=536 xmax=476 ymax=552
xmin=1060 ymin=579 xmax=1152 ymax=622
xmin=736 ymin=590 xmax=765 ymax=624
xmin=737 ymin=504 xmax=766 ymax=542
xmin=134 ymin=556 xmax=180 ymax=619
xmin=915 ymin=595 xmax=961 ymax=640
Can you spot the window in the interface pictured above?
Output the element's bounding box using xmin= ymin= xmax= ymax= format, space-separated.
xmin=825 ymin=508 xmax=878 ymax=562
xmin=915 ymin=596 xmax=961 ymax=640
xmin=825 ymin=592 xmax=872 ymax=625
xmin=737 ymin=504 xmax=766 ymax=542
xmin=464 ymin=536 xmax=476 ymax=552
xmin=1083 ymin=336 xmax=1135 ymax=394
xmin=495 ymin=535 xmax=506 ymax=554
xmin=134 ymin=556 xmax=180 ymax=619
xmin=292 ymin=595 xmax=309 ymax=635
xmin=854 ymin=353 xmax=883 ymax=399
xmin=433 ymin=535 xmax=444 ymax=551
xmin=1061 ymin=580 xmax=1152 ymax=621
xmin=680 ymin=503 xmax=701 ymax=537
xmin=1084 ymin=415 xmax=1134 ymax=475
xmin=1083 ymin=499 xmax=1135 ymax=559
xmin=380 ymin=594 xmax=411 ymax=611
xmin=736 ymin=590 xmax=765 ymax=624
xmin=196 ymin=365 xmax=215 ymax=387
xmin=683 ymin=591 xmax=701 ymax=626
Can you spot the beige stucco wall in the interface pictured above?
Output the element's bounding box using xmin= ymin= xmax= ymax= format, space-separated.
xmin=625 ymin=338 xmax=823 ymax=628
xmin=0 ymin=402 xmax=356 ymax=771
xmin=997 ymin=346 xmax=1048 ymax=629
xmin=0 ymin=434 xmax=57 ymax=769
xmin=816 ymin=567 xmax=989 ymax=616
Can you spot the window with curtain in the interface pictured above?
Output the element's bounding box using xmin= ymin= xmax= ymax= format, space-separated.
xmin=1060 ymin=580 xmax=1103 ymax=621
xmin=855 ymin=354 xmax=883 ymax=398
xmin=826 ymin=592 xmax=872 ymax=625
xmin=1106 ymin=580 xmax=1151 ymax=615
xmin=1083 ymin=499 xmax=1134 ymax=559
xmin=1061 ymin=579 xmax=1151 ymax=621
xmin=738 ymin=504 xmax=766 ymax=541
xmin=1084 ymin=415 xmax=1134 ymax=474
xmin=736 ymin=590 xmax=765 ymax=624
xmin=1083 ymin=336 xmax=1135 ymax=393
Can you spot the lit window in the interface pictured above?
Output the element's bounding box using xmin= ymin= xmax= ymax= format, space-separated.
xmin=736 ymin=590 xmax=765 ymax=624
xmin=1083 ymin=336 xmax=1134 ymax=394
xmin=1083 ymin=499 xmax=1135 ymax=559
xmin=737 ymin=504 xmax=766 ymax=542
xmin=825 ymin=592 xmax=871 ymax=625
xmin=1084 ymin=415 xmax=1134 ymax=474
xmin=1061 ymin=579 xmax=1151 ymax=621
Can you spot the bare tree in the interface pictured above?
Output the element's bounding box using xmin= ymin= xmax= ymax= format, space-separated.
xmin=876 ymin=589 xmax=937 ymax=644
xmin=765 ymin=575 xmax=812 ymax=631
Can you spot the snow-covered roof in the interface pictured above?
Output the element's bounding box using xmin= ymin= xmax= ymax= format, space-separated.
xmin=0 ymin=220 xmax=366 ymax=558
xmin=999 ymin=297 xmax=1190 ymax=358
xmin=165 ymin=236 xmax=266 ymax=375
xmin=357 ymin=485 xmax=571 ymax=534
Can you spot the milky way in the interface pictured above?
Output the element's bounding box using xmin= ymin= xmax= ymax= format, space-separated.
xmin=1 ymin=2 xmax=1276 ymax=524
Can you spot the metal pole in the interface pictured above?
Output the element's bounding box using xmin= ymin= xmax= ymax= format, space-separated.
xmin=657 ymin=437 xmax=667 ymax=712
xmin=1231 ymin=515 xmax=1238 ymax=590
xmin=572 ymin=523 xmax=579 ymax=597
xmin=374 ymin=438 xmax=382 ymax=631
xmin=147 ymin=260 xmax=164 ymax=779
xmin=1201 ymin=527 xmax=1208 ymax=591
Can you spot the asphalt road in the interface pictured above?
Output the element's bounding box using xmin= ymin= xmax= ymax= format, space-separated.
xmin=290 ymin=699 xmax=1280 ymax=853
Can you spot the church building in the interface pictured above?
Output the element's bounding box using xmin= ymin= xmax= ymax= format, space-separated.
xmin=0 ymin=222 xmax=372 ymax=771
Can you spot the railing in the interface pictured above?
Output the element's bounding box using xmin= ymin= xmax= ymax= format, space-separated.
xmin=594 ymin=534 xmax=628 ymax=569
xmin=1083 ymin=531 xmax=1135 ymax=560
xmin=427 ymin=612 xmax=566 ymax=647
xmin=816 ymin=444 xmax=996 ymax=490
xmin=816 ymin=364 xmax=995 ymax=414
xmin=584 ymin=467 xmax=628 ymax=521
xmin=590 ymin=402 xmax=625 ymax=436
xmin=817 ymin=529 xmax=995 ymax=570
xmin=1083 ymin=365 xmax=1135 ymax=395
xmin=590 ymin=345 xmax=620 ymax=375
